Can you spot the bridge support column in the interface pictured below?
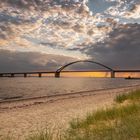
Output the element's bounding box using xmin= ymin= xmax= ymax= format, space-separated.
xmin=111 ymin=71 xmax=115 ymax=78
xmin=24 ymin=73 xmax=27 ymax=78
xmin=39 ymin=73 xmax=42 ymax=77
xmin=55 ymin=72 xmax=60 ymax=78
xmin=11 ymin=74 xmax=14 ymax=77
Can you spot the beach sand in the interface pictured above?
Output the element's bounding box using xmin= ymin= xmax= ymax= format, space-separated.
xmin=0 ymin=85 xmax=140 ymax=140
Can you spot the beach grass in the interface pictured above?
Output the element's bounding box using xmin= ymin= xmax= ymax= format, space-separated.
xmin=69 ymin=103 xmax=139 ymax=129
xmin=26 ymin=129 xmax=53 ymax=140
xmin=65 ymin=103 xmax=140 ymax=140
xmin=115 ymin=90 xmax=140 ymax=103
xmin=64 ymin=90 xmax=140 ymax=140
xmin=26 ymin=127 xmax=63 ymax=140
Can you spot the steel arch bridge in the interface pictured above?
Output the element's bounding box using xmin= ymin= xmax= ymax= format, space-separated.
xmin=55 ymin=60 xmax=115 ymax=78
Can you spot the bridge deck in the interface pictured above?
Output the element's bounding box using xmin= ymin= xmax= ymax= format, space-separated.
xmin=0 ymin=70 xmax=140 ymax=78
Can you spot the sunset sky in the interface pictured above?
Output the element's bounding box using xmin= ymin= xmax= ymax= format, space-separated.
xmin=0 ymin=0 xmax=140 ymax=72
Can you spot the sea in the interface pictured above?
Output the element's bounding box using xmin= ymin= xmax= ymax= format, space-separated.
xmin=0 ymin=77 xmax=140 ymax=101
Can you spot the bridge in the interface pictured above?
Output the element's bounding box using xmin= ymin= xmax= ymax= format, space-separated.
xmin=55 ymin=60 xmax=115 ymax=78
xmin=0 ymin=60 xmax=140 ymax=78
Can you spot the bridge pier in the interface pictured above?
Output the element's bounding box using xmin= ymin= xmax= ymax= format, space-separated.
xmin=11 ymin=73 xmax=14 ymax=77
xmin=55 ymin=72 xmax=60 ymax=78
xmin=38 ymin=73 xmax=42 ymax=77
xmin=111 ymin=71 xmax=115 ymax=78
xmin=24 ymin=73 xmax=27 ymax=78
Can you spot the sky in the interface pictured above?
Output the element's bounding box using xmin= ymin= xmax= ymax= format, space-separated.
xmin=0 ymin=0 xmax=140 ymax=72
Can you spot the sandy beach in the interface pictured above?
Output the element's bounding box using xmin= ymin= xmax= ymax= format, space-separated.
xmin=0 ymin=85 xmax=140 ymax=140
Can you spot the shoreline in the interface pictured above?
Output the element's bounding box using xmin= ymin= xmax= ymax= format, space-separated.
xmin=0 ymin=85 xmax=140 ymax=139
xmin=0 ymin=84 xmax=140 ymax=110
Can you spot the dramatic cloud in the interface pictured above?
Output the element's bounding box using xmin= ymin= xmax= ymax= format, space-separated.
xmin=86 ymin=23 xmax=140 ymax=69
xmin=0 ymin=0 xmax=140 ymax=72
xmin=0 ymin=50 xmax=76 ymax=72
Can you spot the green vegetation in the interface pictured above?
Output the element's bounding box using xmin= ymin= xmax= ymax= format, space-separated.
xmin=26 ymin=128 xmax=56 ymax=140
xmin=3 ymin=90 xmax=140 ymax=140
xmin=65 ymin=103 xmax=140 ymax=140
xmin=69 ymin=104 xmax=140 ymax=130
xmin=64 ymin=90 xmax=140 ymax=140
xmin=115 ymin=90 xmax=140 ymax=103
xmin=63 ymin=91 xmax=140 ymax=140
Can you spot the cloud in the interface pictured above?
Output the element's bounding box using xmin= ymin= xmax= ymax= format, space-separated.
xmin=86 ymin=23 xmax=140 ymax=69
xmin=0 ymin=0 xmax=140 ymax=72
xmin=0 ymin=0 xmax=112 ymax=60
xmin=0 ymin=50 xmax=76 ymax=72
xmin=123 ymin=4 xmax=140 ymax=19
xmin=1 ymin=0 xmax=86 ymax=10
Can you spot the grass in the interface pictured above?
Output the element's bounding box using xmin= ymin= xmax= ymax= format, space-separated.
xmin=64 ymin=90 xmax=140 ymax=140
xmin=26 ymin=129 xmax=54 ymax=140
xmin=3 ymin=90 xmax=140 ymax=140
xmin=69 ymin=104 xmax=140 ymax=129
xmin=65 ymin=114 xmax=140 ymax=140
xmin=65 ymin=103 xmax=140 ymax=140
xmin=25 ymin=127 xmax=63 ymax=140
xmin=115 ymin=90 xmax=140 ymax=103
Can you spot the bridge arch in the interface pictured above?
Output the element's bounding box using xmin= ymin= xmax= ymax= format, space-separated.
xmin=55 ymin=60 xmax=115 ymax=78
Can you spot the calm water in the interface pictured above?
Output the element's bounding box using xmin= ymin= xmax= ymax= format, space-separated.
xmin=0 ymin=78 xmax=140 ymax=101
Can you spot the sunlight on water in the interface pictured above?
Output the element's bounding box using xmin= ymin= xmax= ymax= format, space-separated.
xmin=0 ymin=77 xmax=140 ymax=101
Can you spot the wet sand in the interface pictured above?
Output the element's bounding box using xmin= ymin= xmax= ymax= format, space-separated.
xmin=0 ymin=85 xmax=140 ymax=140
